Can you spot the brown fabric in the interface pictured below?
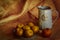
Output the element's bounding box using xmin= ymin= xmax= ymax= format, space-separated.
xmin=0 ymin=0 xmax=42 ymax=24
xmin=0 ymin=0 xmax=57 ymax=35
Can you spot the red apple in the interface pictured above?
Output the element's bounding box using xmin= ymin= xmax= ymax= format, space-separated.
xmin=42 ymin=28 xmax=52 ymax=37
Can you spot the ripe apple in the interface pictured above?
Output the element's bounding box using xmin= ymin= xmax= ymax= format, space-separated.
xmin=23 ymin=25 xmax=31 ymax=30
xmin=17 ymin=24 xmax=24 ymax=28
xmin=25 ymin=29 xmax=34 ymax=37
xmin=31 ymin=26 xmax=39 ymax=33
xmin=42 ymin=28 xmax=52 ymax=37
xmin=16 ymin=28 xmax=23 ymax=36
xmin=28 ymin=22 xmax=34 ymax=27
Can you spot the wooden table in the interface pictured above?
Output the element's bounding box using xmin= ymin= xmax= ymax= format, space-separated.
xmin=0 ymin=18 xmax=60 ymax=40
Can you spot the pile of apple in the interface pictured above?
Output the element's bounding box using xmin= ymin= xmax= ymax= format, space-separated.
xmin=15 ymin=22 xmax=40 ymax=37
xmin=15 ymin=22 xmax=52 ymax=37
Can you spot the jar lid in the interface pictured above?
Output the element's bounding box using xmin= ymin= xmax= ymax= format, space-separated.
xmin=38 ymin=6 xmax=51 ymax=10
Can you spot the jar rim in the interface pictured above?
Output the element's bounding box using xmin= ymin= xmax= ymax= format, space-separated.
xmin=38 ymin=6 xmax=51 ymax=10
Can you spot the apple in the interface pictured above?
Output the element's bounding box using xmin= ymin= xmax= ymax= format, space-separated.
xmin=25 ymin=29 xmax=34 ymax=37
xmin=16 ymin=28 xmax=23 ymax=36
xmin=28 ymin=22 xmax=34 ymax=27
xmin=17 ymin=24 xmax=24 ymax=28
xmin=23 ymin=25 xmax=31 ymax=30
xmin=31 ymin=26 xmax=39 ymax=33
xmin=42 ymin=28 xmax=52 ymax=37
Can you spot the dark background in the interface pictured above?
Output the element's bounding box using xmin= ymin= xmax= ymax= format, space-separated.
xmin=53 ymin=0 xmax=60 ymax=17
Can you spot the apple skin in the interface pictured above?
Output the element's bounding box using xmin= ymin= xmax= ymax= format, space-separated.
xmin=42 ymin=28 xmax=52 ymax=37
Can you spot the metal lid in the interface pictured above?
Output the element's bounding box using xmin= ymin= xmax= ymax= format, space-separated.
xmin=38 ymin=6 xmax=51 ymax=10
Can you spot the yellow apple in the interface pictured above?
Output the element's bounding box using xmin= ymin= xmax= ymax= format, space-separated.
xmin=16 ymin=28 xmax=23 ymax=36
xmin=17 ymin=24 xmax=24 ymax=28
xmin=25 ymin=29 xmax=34 ymax=37
xmin=23 ymin=25 xmax=31 ymax=30
xmin=32 ymin=26 xmax=39 ymax=33
xmin=28 ymin=22 xmax=34 ymax=27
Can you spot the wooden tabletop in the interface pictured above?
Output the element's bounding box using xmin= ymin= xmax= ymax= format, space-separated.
xmin=0 ymin=18 xmax=60 ymax=40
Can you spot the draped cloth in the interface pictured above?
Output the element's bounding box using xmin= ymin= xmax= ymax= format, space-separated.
xmin=0 ymin=0 xmax=58 ymax=38
xmin=0 ymin=0 xmax=57 ymax=26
